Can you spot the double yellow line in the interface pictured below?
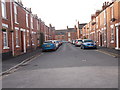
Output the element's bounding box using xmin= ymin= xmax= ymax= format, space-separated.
xmin=96 ymin=50 xmax=118 ymax=58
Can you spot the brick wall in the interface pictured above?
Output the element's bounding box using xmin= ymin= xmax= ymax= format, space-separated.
xmin=1 ymin=1 xmax=55 ymax=58
xmin=0 ymin=0 xmax=2 ymax=54
xmin=82 ymin=0 xmax=120 ymax=50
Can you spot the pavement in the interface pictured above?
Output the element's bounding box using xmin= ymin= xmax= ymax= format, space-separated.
xmin=2 ymin=43 xmax=118 ymax=88
xmin=97 ymin=47 xmax=120 ymax=57
xmin=2 ymin=48 xmax=42 ymax=73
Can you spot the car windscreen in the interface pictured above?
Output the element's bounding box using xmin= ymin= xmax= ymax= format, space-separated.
xmin=78 ymin=40 xmax=82 ymax=42
xmin=44 ymin=41 xmax=52 ymax=43
xmin=84 ymin=40 xmax=93 ymax=43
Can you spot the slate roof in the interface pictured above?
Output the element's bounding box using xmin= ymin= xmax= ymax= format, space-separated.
xmin=78 ymin=23 xmax=87 ymax=29
xmin=55 ymin=29 xmax=67 ymax=35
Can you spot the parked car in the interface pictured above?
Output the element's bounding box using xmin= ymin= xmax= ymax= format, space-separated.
xmin=75 ymin=39 xmax=83 ymax=47
xmin=42 ymin=41 xmax=57 ymax=51
xmin=71 ymin=40 xmax=76 ymax=45
xmin=58 ymin=40 xmax=63 ymax=46
xmin=81 ymin=39 xmax=97 ymax=49
xmin=52 ymin=40 xmax=60 ymax=48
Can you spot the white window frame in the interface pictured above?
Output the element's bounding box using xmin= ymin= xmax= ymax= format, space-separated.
xmin=103 ymin=29 xmax=106 ymax=42
xmin=27 ymin=30 xmax=30 ymax=46
xmin=104 ymin=10 xmax=106 ymax=25
xmin=31 ymin=16 xmax=33 ymax=29
xmin=111 ymin=5 xmax=114 ymax=19
xmin=68 ymin=38 xmax=71 ymax=42
xmin=3 ymin=31 xmax=9 ymax=49
xmin=96 ymin=17 xmax=98 ymax=29
xmin=14 ymin=3 xmax=18 ymax=24
xmin=32 ymin=32 xmax=35 ymax=45
xmin=15 ymin=29 xmax=20 ymax=47
xmin=26 ymin=13 xmax=29 ymax=27
xmin=1 ymin=0 xmax=7 ymax=19
xmin=37 ymin=20 xmax=39 ymax=30
xmin=111 ymin=27 xmax=114 ymax=43
xmin=68 ymin=32 xmax=71 ymax=37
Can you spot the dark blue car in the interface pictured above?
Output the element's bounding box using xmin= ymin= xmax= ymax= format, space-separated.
xmin=81 ymin=39 xmax=97 ymax=49
xmin=42 ymin=41 xmax=57 ymax=51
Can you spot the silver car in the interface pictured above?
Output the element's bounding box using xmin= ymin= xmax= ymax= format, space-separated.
xmin=75 ymin=39 xmax=83 ymax=47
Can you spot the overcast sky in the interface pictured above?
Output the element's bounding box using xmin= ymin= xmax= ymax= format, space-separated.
xmin=21 ymin=0 xmax=112 ymax=29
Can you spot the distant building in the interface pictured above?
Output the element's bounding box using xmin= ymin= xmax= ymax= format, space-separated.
xmin=55 ymin=29 xmax=67 ymax=41
xmin=66 ymin=27 xmax=77 ymax=41
xmin=75 ymin=22 xmax=87 ymax=39
xmin=55 ymin=27 xmax=77 ymax=41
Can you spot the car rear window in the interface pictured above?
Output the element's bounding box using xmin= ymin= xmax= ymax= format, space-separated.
xmin=84 ymin=40 xmax=93 ymax=43
xmin=78 ymin=40 xmax=82 ymax=42
xmin=44 ymin=41 xmax=52 ymax=43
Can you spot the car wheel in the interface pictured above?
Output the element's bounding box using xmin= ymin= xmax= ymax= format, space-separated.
xmin=42 ymin=50 xmax=45 ymax=52
xmin=82 ymin=46 xmax=85 ymax=50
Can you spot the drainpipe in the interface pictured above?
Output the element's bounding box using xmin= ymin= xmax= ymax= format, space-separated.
xmin=10 ymin=0 xmax=15 ymax=56
xmin=105 ymin=10 xmax=108 ymax=48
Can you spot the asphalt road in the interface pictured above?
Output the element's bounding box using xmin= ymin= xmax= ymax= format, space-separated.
xmin=2 ymin=43 xmax=118 ymax=88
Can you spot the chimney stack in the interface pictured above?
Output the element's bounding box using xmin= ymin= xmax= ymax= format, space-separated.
xmin=102 ymin=1 xmax=110 ymax=10
xmin=91 ymin=14 xmax=96 ymax=20
xmin=95 ymin=10 xmax=101 ymax=16
xmin=67 ymin=26 xmax=69 ymax=29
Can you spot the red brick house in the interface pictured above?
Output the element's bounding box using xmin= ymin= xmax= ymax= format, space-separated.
xmin=1 ymin=0 xmax=55 ymax=59
xmin=66 ymin=27 xmax=77 ymax=41
xmin=55 ymin=27 xmax=77 ymax=42
xmin=55 ymin=29 xmax=67 ymax=41
xmin=0 ymin=0 xmax=2 ymax=54
xmin=82 ymin=0 xmax=120 ymax=50
xmin=75 ymin=22 xmax=87 ymax=39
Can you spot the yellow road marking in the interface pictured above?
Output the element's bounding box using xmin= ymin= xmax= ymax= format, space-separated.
xmin=96 ymin=50 xmax=118 ymax=58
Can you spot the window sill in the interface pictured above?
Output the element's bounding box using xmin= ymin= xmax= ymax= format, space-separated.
xmin=15 ymin=22 xmax=19 ymax=25
xmin=16 ymin=45 xmax=20 ymax=48
xmin=3 ymin=46 xmax=10 ymax=49
xmin=27 ymin=44 xmax=30 ymax=46
xmin=2 ymin=17 xmax=8 ymax=20
xmin=111 ymin=41 xmax=114 ymax=43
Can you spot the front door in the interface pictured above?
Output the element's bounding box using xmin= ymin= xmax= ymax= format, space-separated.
xmin=115 ymin=26 xmax=119 ymax=49
xmin=100 ymin=34 xmax=102 ymax=47
xmin=21 ymin=31 xmax=24 ymax=52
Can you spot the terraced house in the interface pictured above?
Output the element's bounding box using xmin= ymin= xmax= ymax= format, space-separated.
xmin=0 ymin=0 xmax=55 ymax=59
xmin=82 ymin=0 xmax=120 ymax=50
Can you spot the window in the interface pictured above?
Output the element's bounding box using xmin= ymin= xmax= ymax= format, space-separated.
xmin=27 ymin=30 xmax=30 ymax=46
xmin=104 ymin=29 xmax=106 ymax=42
xmin=1 ymin=0 xmax=6 ymax=18
xmin=14 ymin=4 xmax=18 ymax=23
xmin=68 ymin=32 xmax=70 ymax=37
xmin=100 ymin=16 xmax=102 ymax=26
xmin=3 ymin=31 xmax=9 ymax=49
xmin=110 ymin=6 xmax=114 ymax=19
xmin=111 ymin=28 xmax=114 ymax=42
xmin=96 ymin=17 xmax=98 ymax=29
xmin=26 ymin=13 xmax=29 ymax=27
xmin=31 ymin=16 xmax=33 ymax=29
xmin=37 ymin=20 xmax=39 ymax=30
xmin=104 ymin=10 xmax=106 ymax=25
xmin=16 ymin=29 xmax=19 ymax=47
xmin=32 ymin=32 xmax=34 ymax=45
xmin=68 ymin=38 xmax=71 ymax=41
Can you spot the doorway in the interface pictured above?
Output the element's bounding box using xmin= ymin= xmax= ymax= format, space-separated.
xmin=115 ymin=26 xmax=119 ymax=49
xmin=21 ymin=31 xmax=24 ymax=52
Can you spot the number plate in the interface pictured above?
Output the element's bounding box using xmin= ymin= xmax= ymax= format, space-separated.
xmin=88 ymin=46 xmax=93 ymax=47
xmin=46 ymin=45 xmax=50 ymax=47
